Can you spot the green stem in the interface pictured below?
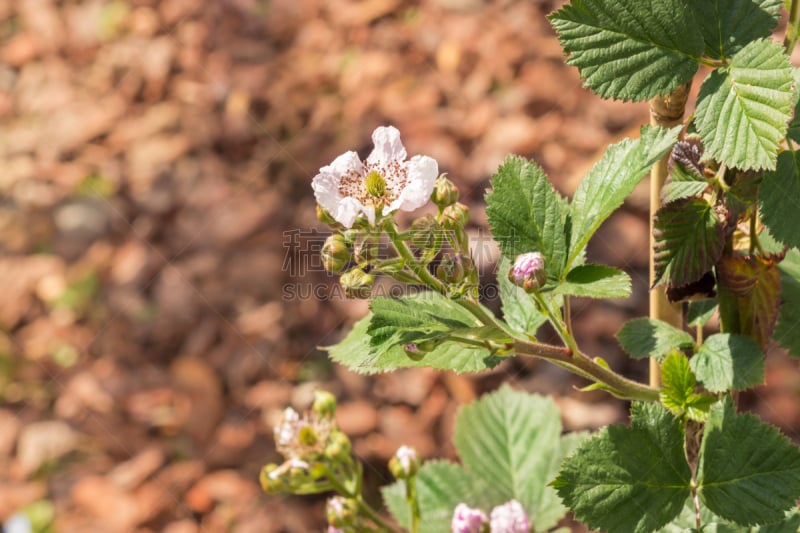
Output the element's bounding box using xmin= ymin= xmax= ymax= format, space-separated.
xmin=324 ymin=468 xmax=401 ymax=533
xmin=514 ymin=339 xmax=660 ymax=402
xmin=385 ymin=220 xmax=447 ymax=294
xmin=533 ymin=292 xmax=579 ymax=355
xmin=786 ymin=0 xmax=800 ymax=54
xmin=407 ymin=476 xmax=420 ymax=533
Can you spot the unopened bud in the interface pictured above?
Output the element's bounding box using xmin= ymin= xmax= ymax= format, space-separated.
xmin=437 ymin=254 xmax=470 ymax=284
xmin=317 ymin=205 xmax=337 ymax=226
xmin=431 ymin=175 xmax=459 ymax=208
xmin=322 ymin=234 xmax=351 ymax=273
xmin=259 ymin=463 xmax=283 ymax=493
xmin=442 ymin=202 xmax=470 ymax=229
xmin=451 ymin=503 xmax=488 ymax=533
xmin=327 ymin=496 xmax=358 ymax=528
xmin=339 ymin=268 xmax=374 ymax=299
xmin=312 ymin=390 xmax=337 ymax=419
xmin=410 ymin=215 xmax=441 ymax=251
xmin=324 ymin=430 xmax=352 ymax=460
xmin=353 ymin=234 xmax=378 ymax=263
xmin=389 ymin=445 xmax=419 ymax=478
xmin=489 ymin=500 xmax=530 ymax=533
xmin=509 ymin=252 xmax=546 ymax=293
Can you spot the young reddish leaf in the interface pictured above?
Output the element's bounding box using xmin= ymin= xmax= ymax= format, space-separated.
xmin=716 ymin=255 xmax=780 ymax=347
xmin=653 ymin=198 xmax=725 ymax=288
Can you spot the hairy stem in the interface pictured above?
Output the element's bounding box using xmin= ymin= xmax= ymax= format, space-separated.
xmin=786 ymin=0 xmax=800 ymax=53
xmin=649 ymin=83 xmax=690 ymax=387
xmin=385 ymin=220 xmax=447 ymax=294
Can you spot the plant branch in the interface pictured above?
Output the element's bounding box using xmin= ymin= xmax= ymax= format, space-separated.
xmin=385 ymin=220 xmax=448 ymax=294
xmin=786 ymin=0 xmax=800 ymax=54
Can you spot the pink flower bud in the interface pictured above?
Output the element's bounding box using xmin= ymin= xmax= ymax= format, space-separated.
xmin=509 ymin=252 xmax=546 ymax=293
xmin=451 ymin=503 xmax=487 ymax=533
xmin=489 ymin=500 xmax=530 ymax=533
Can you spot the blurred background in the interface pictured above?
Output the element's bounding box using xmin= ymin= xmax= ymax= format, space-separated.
xmin=1 ymin=0 xmax=799 ymax=531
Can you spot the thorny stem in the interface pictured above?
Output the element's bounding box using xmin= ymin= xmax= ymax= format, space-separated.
xmin=786 ymin=0 xmax=800 ymax=54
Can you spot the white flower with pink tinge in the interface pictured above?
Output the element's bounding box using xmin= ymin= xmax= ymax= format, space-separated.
xmin=312 ymin=126 xmax=439 ymax=228
xmin=451 ymin=503 xmax=488 ymax=533
xmin=489 ymin=500 xmax=530 ymax=533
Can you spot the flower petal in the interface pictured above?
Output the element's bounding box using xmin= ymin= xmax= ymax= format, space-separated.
xmin=388 ymin=154 xmax=438 ymax=213
xmin=312 ymin=151 xmax=363 ymax=227
xmin=367 ymin=126 xmax=407 ymax=167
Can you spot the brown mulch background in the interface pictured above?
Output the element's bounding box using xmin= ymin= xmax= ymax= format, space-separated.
xmin=2 ymin=0 xmax=799 ymax=531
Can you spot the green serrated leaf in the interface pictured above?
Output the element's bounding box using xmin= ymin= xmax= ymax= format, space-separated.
xmin=553 ymin=402 xmax=692 ymax=533
xmin=548 ymin=0 xmax=702 ymax=101
xmin=653 ymin=197 xmax=725 ymax=287
xmin=760 ymin=149 xmax=800 ymax=249
xmin=486 ymin=156 xmax=570 ymax=282
xmin=775 ymin=247 xmax=800 ymax=358
xmin=324 ymin=312 xmax=501 ymax=374
xmin=569 ymin=125 xmax=681 ymax=267
xmin=367 ymin=292 xmax=480 ymax=355
xmin=617 ymin=317 xmax=695 ymax=361
xmin=716 ymin=255 xmax=781 ymax=347
xmin=454 ymin=385 xmax=583 ymax=531
xmin=383 ymin=461 xmax=478 ymax=533
xmin=663 ymin=180 xmax=709 ymax=203
xmin=695 ymin=39 xmax=794 ymax=171
xmin=553 ymin=264 xmax=631 ymax=298
xmin=498 ymin=256 xmax=547 ymax=336
xmin=660 ymin=351 xmax=716 ymax=422
xmin=692 ymin=0 xmax=782 ymax=59
xmin=787 ymin=68 xmax=800 ymax=143
xmin=697 ymin=397 xmax=800 ymax=526
xmin=687 ymin=299 xmax=717 ymax=327
xmin=690 ymin=333 xmax=764 ymax=392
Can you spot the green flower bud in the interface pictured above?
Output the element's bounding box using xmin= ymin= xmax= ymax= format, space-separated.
xmin=410 ymin=215 xmax=441 ymax=252
xmin=260 ymin=464 xmax=285 ymax=493
xmin=436 ymin=254 xmax=470 ymax=284
xmin=322 ymin=234 xmax=351 ymax=273
xmin=441 ymin=202 xmax=470 ymax=229
xmin=324 ymin=430 xmax=352 ymax=460
xmin=312 ymin=390 xmax=337 ymax=419
xmin=353 ymin=234 xmax=378 ymax=263
xmin=340 ymin=268 xmax=374 ymax=299
xmin=389 ymin=445 xmax=420 ymax=479
xmin=317 ymin=205 xmax=338 ymax=226
xmin=431 ymin=174 xmax=459 ymax=208
xmin=309 ymin=461 xmax=328 ymax=479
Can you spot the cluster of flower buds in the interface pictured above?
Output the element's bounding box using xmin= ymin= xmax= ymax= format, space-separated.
xmin=326 ymin=495 xmax=358 ymax=531
xmin=508 ymin=252 xmax=547 ymax=293
xmin=260 ymin=390 xmax=352 ymax=494
xmin=451 ymin=499 xmax=531 ymax=533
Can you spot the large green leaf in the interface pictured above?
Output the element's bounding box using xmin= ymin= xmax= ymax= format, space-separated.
xmin=553 ymin=264 xmax=631 ymax=299
xmin=453 ymin=385 xmax=584 ymax=531
xmin=775 ymin=247 xmax=800 ymax=358
xmin=324 ymin=312 xmax=502 ymax=374
xmin=692 ymin=0 xmax=782 ymax=59
xmin=689 ymin=333 xmax=764 ymax=392
xmin=660 ymin=351 xmax=716 ymax=422
xmin=697 ymin=397 xmax=800 ymax=526
xmin=497 ymin=256 xmax=547 ymax=336
xmin=486 ymin=156 xmax=570 ymax=282
xmin=694 ymin=39 xmax=794 ymax=171
xmin=617 ymin=317 xmax=695 ymax=361
xmin=548 ymin=0 xmax=703 ymax=101
xmin=367 ymin=292 xmax=481 ymax=355
xmin=653 ymin=197 xmax=725 ymax=287
xmin=760 ymin=149 xmax=800 ymax=249
xmin=569 ymin=126 xmax=681 ymax=267
xmin=552 ymin=402 xmax=692 ymax=533
xmin=382 ymin=461 xmax=478 ymax=533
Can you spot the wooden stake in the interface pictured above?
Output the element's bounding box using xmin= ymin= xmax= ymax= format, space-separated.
xmin=648 ymin=83 xmax=690 ymax=388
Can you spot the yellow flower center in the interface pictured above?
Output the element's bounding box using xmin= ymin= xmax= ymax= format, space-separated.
xmin=365 ymin=170 xmax=387 ymax=198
